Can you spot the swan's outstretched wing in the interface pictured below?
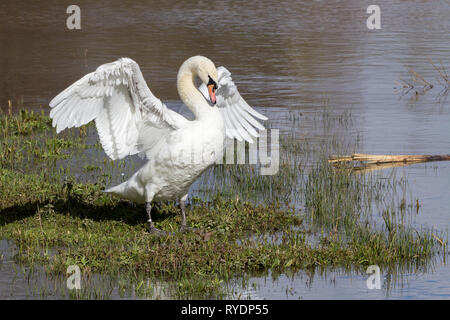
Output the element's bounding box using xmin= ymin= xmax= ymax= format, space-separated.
xmin=49 ymin=58 xmax=185 ymax=160
xmin=199 ymin=66 xmax=268 ymax=143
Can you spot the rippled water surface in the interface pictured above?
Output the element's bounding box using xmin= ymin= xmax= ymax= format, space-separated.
xmin=0 ymin=0 xmax=449 ymax=299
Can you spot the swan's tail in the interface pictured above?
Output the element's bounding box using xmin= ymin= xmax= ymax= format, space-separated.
xmin=103 ymin=180 xmax=146 ymax=204
xmin=104 ymin=181 xmax=127 ymax=197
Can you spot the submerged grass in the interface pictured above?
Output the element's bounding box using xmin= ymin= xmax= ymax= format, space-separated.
xmin=0 ymin=107 xmax=446 ymax=299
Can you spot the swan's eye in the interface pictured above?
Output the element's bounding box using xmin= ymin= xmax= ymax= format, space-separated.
xmin=207 ymin=76 xmax=217 ymax=91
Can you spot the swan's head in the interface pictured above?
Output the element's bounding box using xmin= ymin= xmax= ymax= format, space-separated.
xmin=180 ymin=56 xmax=219 ymax=105
xmin=196 ymin=57 xmax=218 ymax=105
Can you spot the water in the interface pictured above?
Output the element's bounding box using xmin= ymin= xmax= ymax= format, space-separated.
xmin=0 ymin=0 xmax=449 ymax=299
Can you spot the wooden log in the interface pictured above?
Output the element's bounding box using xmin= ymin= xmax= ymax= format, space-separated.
xmin=349 ymin=162 xmax=423 ymax=174
xmin=329 ymin=153 xmax=450 ymax=165
xmin=329 ymin=153 xmax=450 ymax=173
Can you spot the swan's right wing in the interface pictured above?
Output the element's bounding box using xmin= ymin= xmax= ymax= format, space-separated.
xmin=199 ymin=66 xmax=268 ymax=143
xmin=50 ymin=58 xmax=185 ymax=160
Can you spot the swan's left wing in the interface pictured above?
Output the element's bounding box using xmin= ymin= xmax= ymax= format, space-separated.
xmin=199 ymin=66 xmax=268 ymax=143
xmin=49 ymin=58 xmax=186 ymax=160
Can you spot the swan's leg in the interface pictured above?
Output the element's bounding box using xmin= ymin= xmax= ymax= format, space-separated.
xmin=144 ymin=185 xmax=171 ymax=236
xmin=146 ymin=202 xmax=169 ymax=236
xmin=179 ymin=194 xmax=198 ymax=233
xmin=179 ymin=196 xmax=188 ymax=231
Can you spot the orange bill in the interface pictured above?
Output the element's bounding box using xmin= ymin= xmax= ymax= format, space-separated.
xmin=208 ymin=84 xmax=216 ymax=104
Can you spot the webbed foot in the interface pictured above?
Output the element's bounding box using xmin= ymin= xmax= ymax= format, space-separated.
xmin=179 ymin=224 xmax=201 ymax=233
xmin=148 ymin=225 xmax=173 ymax=236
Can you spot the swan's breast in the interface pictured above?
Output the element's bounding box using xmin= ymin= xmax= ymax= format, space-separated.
xmin=168 ymin=119 xmax=224 ymax=167
xmin=141 ymin=116 xmax=224 ymax=200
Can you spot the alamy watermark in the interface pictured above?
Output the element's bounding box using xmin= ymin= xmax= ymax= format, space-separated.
xmin=66 ymin=5 xmax=81 ymax=30
xmin=218 ymin=129 xmax=280 ymax=176
xmin=163 ymin=127 xmax=280 ymax=176
xmin=67 ymin=264 xmax=81 ymax=290
xmin=67 ymin=5 xmax=381 ymax=31
xmin=366 ymin=265 xmax=381 ymax=290
xmin=366 ymin=5 xmax=381 ymax=30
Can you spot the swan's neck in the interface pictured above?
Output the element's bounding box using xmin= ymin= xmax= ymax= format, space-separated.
xmin=177 ymin=65 xmax=212 ymax=120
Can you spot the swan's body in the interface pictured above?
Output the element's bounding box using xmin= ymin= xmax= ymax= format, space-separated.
xmin=107 ymin=107 xmax=224 ymax=204
xmin=49 ymin=56 xmax=267 ymax=234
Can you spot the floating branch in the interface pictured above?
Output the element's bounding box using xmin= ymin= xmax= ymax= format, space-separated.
xmin=349 ymin=161 xmax=423 ymax=173
xmin=329 ymin=153 xmax=450 ymax=171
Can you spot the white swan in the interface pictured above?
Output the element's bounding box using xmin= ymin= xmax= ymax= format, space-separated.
xmin=49 ymin=56 xmax=267 ymax=235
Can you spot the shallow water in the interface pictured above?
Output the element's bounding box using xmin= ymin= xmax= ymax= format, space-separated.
xmin=0 ymin=0 xmax=449 ymax=299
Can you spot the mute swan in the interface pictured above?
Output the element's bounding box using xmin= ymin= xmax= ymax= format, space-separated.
xmin=49 ymin=56 xmax=267 ymax=235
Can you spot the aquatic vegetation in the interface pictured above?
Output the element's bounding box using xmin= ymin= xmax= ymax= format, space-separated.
xmin=395 ymin=60 xmax=450 ymax=103
xmin=0 ymin=109 xmax=446 ymax=299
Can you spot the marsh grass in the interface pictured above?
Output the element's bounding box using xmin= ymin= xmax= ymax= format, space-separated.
xmin=0 ymin=107 xmax=446 ymax=299
xmin=395 ymin=60 xmax=450 ymax=103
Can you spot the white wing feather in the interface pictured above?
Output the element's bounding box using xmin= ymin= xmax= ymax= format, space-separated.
xmin=49 ymin=58 xmax=184 ymax=160
xmin=199 ymin=66 xmax=267 ymax=143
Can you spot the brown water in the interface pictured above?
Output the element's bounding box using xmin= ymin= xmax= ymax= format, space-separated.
xmin=1 ymin=0 xmax=449 ymax=299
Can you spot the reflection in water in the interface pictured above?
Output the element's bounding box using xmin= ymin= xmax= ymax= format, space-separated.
xmin=0 ymin=0 xmax=449 ymax=299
